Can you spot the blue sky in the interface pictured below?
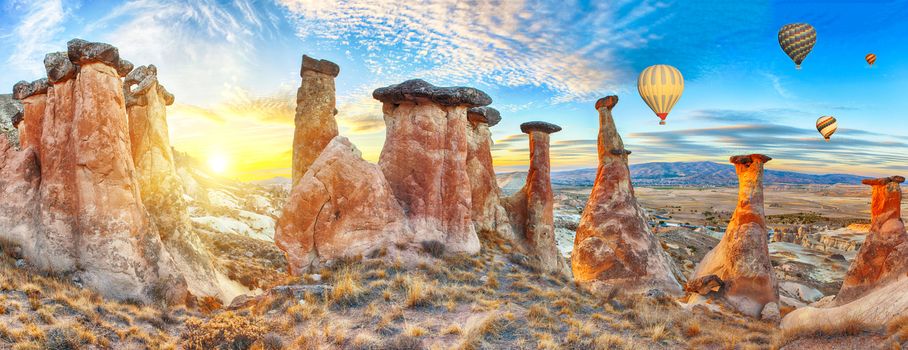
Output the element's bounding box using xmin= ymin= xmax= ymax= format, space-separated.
xmin=1 ymin=0 xmax=907 ymax=180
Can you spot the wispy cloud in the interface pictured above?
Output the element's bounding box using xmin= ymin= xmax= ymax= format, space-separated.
xmin=762 ymin=72 xmax=792 ymax=98
xmin=278 ymin=0 xmax=665 ymax=103
xmin=4 ymin=0 xmax=66 ymax=76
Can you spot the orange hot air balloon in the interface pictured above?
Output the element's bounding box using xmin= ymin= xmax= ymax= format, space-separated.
xmin=865 ymin=53 xmax=876 ymax=67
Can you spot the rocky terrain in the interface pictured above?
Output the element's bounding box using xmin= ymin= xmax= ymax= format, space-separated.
xmin=2 ymin=41 xmax=907 ymax=350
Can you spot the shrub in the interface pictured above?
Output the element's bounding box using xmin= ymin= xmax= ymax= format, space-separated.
xmin=420 ymin=240 xmax=445 ymax=258
xmin=181 ymin=312 xmax=266 ymax=350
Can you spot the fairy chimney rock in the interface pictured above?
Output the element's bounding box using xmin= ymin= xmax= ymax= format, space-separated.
xmin=572 ymin=96 xmax=683 ymax=295
xmin=291 ymin=55 xmax=339 ymax=186
xmin=835 ymin=175 xmax=908 ymax=304
xmin=375 ymin=79 xmax=490 ymax=254
xmin=692 ymin=154 xmax=778 ymax=318
xmin=12 ymin=79 xmax=49 ymax=150
xmin=502 ymin=121 xmax=569 ymax=275
xmin=466 ymin=106 xmax=512 ymax=240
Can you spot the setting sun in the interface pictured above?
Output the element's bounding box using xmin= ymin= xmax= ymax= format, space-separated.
xmin=207 ymin=153 xmax=229 ymax=174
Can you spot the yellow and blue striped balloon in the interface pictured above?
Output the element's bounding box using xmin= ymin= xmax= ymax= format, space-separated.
xmin=637 ymin=64 xmax=684 ymax=125
xmin=778 ymin=23 xmax=816 ymax=69
xmin=816 ymin=116 xmax=837 ymax=142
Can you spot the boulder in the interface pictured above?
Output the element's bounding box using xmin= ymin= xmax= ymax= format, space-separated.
xmin=126 ymin=65 xmax=240 ymax=302
xmin=691 ymin=154 xmax=778 ymax=317
xmin=466 ymin=107 xmax=512 ymax=239
xmin=572 ymin=96 xmax=683 ymax=295
xmin=375 ymin=79 xmax=489 ymax=254
xmin=291 ymin=55 xmax=339 ymax=186
xmin=686 ymin=274 xmax=724 ymax=295
xmin=837 ymin=176 xmax=908 ymax=304
xmin=502 ymin=121 xmax=569 ymax=275
xmin=276 ymin=136 xmax=413 ymax=274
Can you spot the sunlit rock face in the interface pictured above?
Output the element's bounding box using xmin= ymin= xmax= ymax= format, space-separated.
xmin=12 ymin=79 xmax=49 ymax=150
xmin=692 ymin=154 xmax=778 ymax=317
xmin=276 ymin=136 xmax=413 ymax=274
xmin=291 ymin=55 xmax=339 ymax=187
xmin=374 ymin=79 xmax=491 ymax=254
xmin=835 ymin=176 xmax=908 ymax=304
xmin=466 ymin=107 xmax=513 ymax=240
xmin=0 ymin=39 xmax=189 ymax=304
xmin=125 ymin=65 xmax=237 ymax=302
xmin=502 ymin=121 xmax=570 ymax=275
xmin=571 ymin=96 xmax=683 ymax=295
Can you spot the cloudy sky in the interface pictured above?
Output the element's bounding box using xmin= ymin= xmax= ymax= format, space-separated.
xmin=1 ymin=0 xmax=907 ymax=180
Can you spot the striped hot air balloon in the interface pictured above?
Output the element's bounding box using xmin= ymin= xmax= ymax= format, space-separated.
xmin=637 ymin=64 xmax=684 ymax=125
xmin=866 ymin=53 xmax=876 ymax=67
xmin=778 ymin=23 xmax=816 ymax=69
xmin=816 ymin=116 xmax=838 ymax=142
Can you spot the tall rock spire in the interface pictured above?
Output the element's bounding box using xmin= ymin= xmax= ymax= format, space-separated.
xmin=291 ymin=55 xmax=339 ymax=186
xmin=572 ymin=96 xmax=683 ymax=295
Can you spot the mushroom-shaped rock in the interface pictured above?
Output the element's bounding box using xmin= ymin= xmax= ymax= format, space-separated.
xmin=467 ymin=106 xmax=501 ymax=127
xmin=572 ymin=96 xmax=684 ymax=295
xmin=373 ymin=79 xmax=492 ymax=107
xmin=277 ymin=136 xmax=413 ymax=274
xmin=466 ymin=107 xmax=512 ymax=240
xmin=292 ymin=55 xmax=339 ymax=186
xmin=375 ymin=79 xmax=485 ymax=254
xmin=124 ymin=65 xmax=159 ymax=108
xmin=520 ymin=121 xmax=562 ymax=134
xmin=835 ymin=175 xmax=908 ymax=304
xmin=44 ymin=52 xmax=77 ymax=83
xmin=691 ymin=154 xmax=778 ymax=317
xmin=502 ymin=121 xmax=569 ymax=275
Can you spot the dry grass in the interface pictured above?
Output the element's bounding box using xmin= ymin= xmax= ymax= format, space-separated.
xmin=772 ymin=316 xmax=876 ymax=348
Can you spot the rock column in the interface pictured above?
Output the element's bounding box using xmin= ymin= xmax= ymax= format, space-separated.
xmin=466 ymin=107 xmax=513 ymax=240
xmin=291 ymin=55 xmax=339 ymax=186
xmin=68 ymin=39 xmax=187 ymax=303
xmin=835 ymin=176 xmax=908 ymax=304
xmin=502 ymin=121 xmax=569 ymax=275
xmin=692 ymin=154 xmax=778 ymax=318
xmin=12 ymin=79 xmax=49 ymax=150
xmin=125 ymin=65 xmax=237 ymax=302
xmin=374 ymin=79 xmax=491 ymax=254
xmin=572 ymin=96 xmax=683 ymax=294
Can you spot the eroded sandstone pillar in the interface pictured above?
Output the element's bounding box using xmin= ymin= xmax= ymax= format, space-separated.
xmin=835 ymin=176 xmax=908 ymax=304
xmin=572 ymin=96 xmax=683 ymax=294
xmin=0 ymin=135 xmax=41 ymax=261
xmin=502 ymin=121 xmax=569 ymax=275
xmin=12 ymin=79 xmax=49 ymax=150
xmin=292 ymin=55 xmax=339 ymax=186
xmin=692 ymin=154 xmax=778 ymax=317
xmin=374 ymin=79 xmax=490 ymax=254
xmin=466 ymin=107 xmax=513 ymax=240
xmin=68 ymin=39 xmax=187 ymax=303
xmin=125 ymin=65 xmax=238 ymax=302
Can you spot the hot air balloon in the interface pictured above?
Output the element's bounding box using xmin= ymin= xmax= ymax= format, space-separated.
xmin=866 ymin=53 xmax=876 ymax=67
xmin=637 ymin=64 xmax=684 ymax=125
xmin=816 ymin=116 xmax=837 ymax=142
xmin=778 ymin=23 xmax=816 ymax=69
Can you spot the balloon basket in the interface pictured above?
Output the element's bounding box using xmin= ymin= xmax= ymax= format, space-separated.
xmin=659 ymin=121 xmax=666 ymax=125
xmin=796 ymin=64 xmax=801 ymax=70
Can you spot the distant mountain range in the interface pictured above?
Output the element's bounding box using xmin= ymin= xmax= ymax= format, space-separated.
xmin=498 ymin=161 xmax=867 ymax=189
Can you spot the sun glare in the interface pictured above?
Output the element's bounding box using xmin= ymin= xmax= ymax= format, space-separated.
xmin=208 ymin=154 xmax=229 ymax=174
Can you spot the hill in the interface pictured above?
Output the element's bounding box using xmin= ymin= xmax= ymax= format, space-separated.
xmin=498 ymin=161 xmax=866 ymax=189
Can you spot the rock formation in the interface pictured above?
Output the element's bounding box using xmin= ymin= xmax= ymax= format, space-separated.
xmin=502 ymin=121 xmax=569 ymax=275
xmin=125 ymin=65 xmax=240 ymax=302
xmin=291 ymin=55 xmax=339 ymax=186
xmin=276 ymin=136 xmax=413 ymax=274
xmin=692 ymin=154 xmax=778 ymax=318
xmin=0 ymin=136 xmax=40 ymax=260
xmin=374 ymin=79 xmax=491 ymax=254
xmin=0 ymin=94 xmax=22 ymax=146
xmin=466 ymin=106 xmax=512 ymax=239
xmin=12 ymin=79 xmax=49 ymax=150
xmin=1 ymin=39 xmax=189 ymax=304
xmin=836 ymin=176 xmax=908 ymax=303
xmin=571 ymin=96 xmax=683 ymax=294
